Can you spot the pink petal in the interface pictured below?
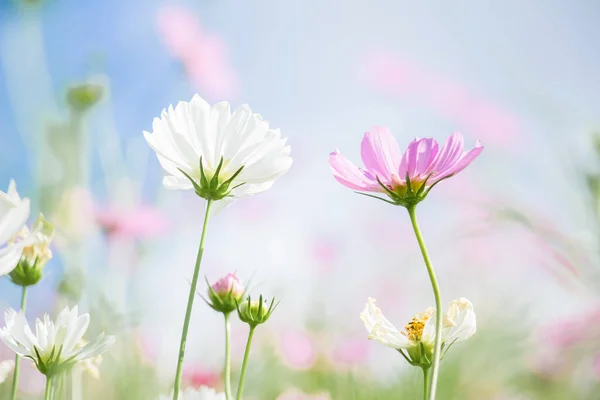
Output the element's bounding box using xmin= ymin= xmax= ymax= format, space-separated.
xmin=398 ymin=138 xmax=438 ymax=181
xmin=434 ymin=140 xmax=484 ymax=181
xmin=429 ymin=132 xmax=465 ymax=174
xmin=329 ymin=150 xmax=377 ymax=191
xmin=360 ymin=127 xmax=401 ymax=182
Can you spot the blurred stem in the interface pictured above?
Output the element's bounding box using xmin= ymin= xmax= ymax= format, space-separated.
xmin=172 ymin=199 xmax=213 ymax=400
xmin=44 ymin=376 xmax=52 ymax=400
xmin=407 ymin=205 xmax=442 ymax=400
xmin=10 ymin=286 xmax=28 ymax=400
xmin=236 ymin=327 xmax=255 ymax=400
xmin=422 ymin=367 xmax=431 ymax=400
xmin=224 ymin=312 xmax=232 ymax=400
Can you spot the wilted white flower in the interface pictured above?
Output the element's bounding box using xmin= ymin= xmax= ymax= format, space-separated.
xmin=0 ymin=306 xmax=115 ymax=377
xmin=360 ymin=297 xmax=476 ymax=366
xmin=143 ymin=94 xmax=292 ymax=211
xmin=161 ymin=387 xmax=226 ymax=400
xmin=0 ymin=180 xmax=31 ymax=276
xmin=0 ymin=359 xmax=15 ymax=384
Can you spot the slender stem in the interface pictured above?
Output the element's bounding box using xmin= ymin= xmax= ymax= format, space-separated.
xmin=10 ymin=286 xmax=28 ymax=400
xmin=44 ymin=376 xmax=53 ymax=400
xmin=407 ymin=205 xmax=443 ymax=400
xmin=422 ymin=367 xmax=431 ymax=400
xmin=172 ymin=199 xmax=213 ymax=400
xmin=224 ymin=312 xmax=232 ymax=400
xmin=236 ymin=327 xmax=255 ymax=400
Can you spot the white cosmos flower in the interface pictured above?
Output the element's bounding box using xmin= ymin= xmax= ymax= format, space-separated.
xmin=360 ymin=297 xmax=476 ymax=365
xmin=160 ymin=387 xmax=226 ymax=400
xmin=0 ymin=306 xmax=115 ymax=377
xmin=0 ymin=359 xmax=15 ymax=384
xmin=143 ymin=94 xmax=292 ymax=212
xmin=0 ymin=180 xmax=31 ymax=276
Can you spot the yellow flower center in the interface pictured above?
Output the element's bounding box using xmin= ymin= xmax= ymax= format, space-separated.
xmin=403 ymin=307 xmax=434 ymax=341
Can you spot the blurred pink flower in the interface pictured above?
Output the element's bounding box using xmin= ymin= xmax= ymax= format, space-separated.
xmin=362 ymin=52 xmax=521 ymax=148
xmin=157 ymin=5 xmax=238 ymax=99
xmin=183 ymin=366 xmax=221 ymax=389
xmin=329 ymin=128 xmax=483 ymax=204
xmin=276 ymin=388 xmax=331 ymax=400
xmin=330 ymin=337 xmax=369 ymax=366
xmin=278 ymin=331 xmax=318 ymax=370
xmin=541 ymin=307 xmax=600 ymax=349
xmin=96 ymin=204 xmax=168 ymax=240
xmin=594 ymin=354 xmax=600 ymax=379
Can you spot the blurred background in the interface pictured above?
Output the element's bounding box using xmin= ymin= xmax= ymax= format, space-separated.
xmin=1 ymin=0 xmax=599 ymax=399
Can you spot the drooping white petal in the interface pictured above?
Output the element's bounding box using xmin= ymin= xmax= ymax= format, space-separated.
xmin=442 ymin=298 xmax=476 ymax=343
xmin=421 ymin=298 xmax=476 ymax=346
xmin=360 ymin=298 xmax=412 ymax=349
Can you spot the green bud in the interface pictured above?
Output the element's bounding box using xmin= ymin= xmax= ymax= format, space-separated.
xmin=66 ymin=83 xmax=104 ymax=112
xmin=236 ymin=295 xmax=278 ymax=328
xmin=204 ymin=274 xmax=245 ymax=314
xmin=9 ymin=214 xmax=54 ymax=287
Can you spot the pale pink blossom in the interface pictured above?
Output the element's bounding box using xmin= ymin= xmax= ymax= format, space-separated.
xmin=96 ymin=204 xmax=168 ymax=240
xmin=330 ymin=337 xmax=369 ymax=366
xmin=329 ymin=127 xmax=482 ymax=204
xmin=362 ymin=52 xmax=521 ymax=148
xmin=276 ymin=388 xmax=331 ymax=400
xmin=157 ymin=5 xmax=238 ymax=99
xmin=183 ymin=366 xmax=221 ymax=389
xmin=278 ymin=331 xmax=318 ymax=370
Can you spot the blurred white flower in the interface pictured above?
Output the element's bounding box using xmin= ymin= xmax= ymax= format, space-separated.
xmin=360 ymin=297 xmax=476 ymax=365
xmin=0 ymin=359 xmax=15 ymax=384
xmin=0 ymin=306 xmax=115 ymax=377
xmin=143 ymin=94 xmax=292 ymax=211
xmin=161 ymin=387 xmax=226 ymax=400
xmin=0 ymin=179 xmax=31 ymax=276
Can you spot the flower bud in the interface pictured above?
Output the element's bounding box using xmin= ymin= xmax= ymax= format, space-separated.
xmin=9 ymin=214 xmax=54 ymax=287
xmin=205 ymin=273 xmax=245 ymax=314
xmin=236 ymin=295 xmax=278 ymax=328
xmin=66 ymin=83 xmax=104 ymax=113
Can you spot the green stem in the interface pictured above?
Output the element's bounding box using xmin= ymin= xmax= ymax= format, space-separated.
xmin=172 ymin=199 xmax=213 ymax=400
xmin=236 ymin=327 xmax=255 ymax=400
xmin=422 ymin=367 xmax=431 ymax=400
xmin=10 ymin=286 xmax=28 ymax=400
xmin=407 ymin=205 xmax=442 ymax=400
xmin=44 ymin=376 xmax=53 ymax=400
xmin=224 ymin=312 xmax=232 ymax=400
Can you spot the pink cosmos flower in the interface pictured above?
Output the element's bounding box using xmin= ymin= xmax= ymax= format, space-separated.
xmin=329 ymin=127 xmax=483 ymax=206
xmin=156 ymin=5 xmax=238 ymax=100
xmin=96 ymin=204 xmax=169 ymax=240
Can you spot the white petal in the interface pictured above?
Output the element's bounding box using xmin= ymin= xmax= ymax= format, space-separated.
xmin=442 ymin=298 xmax=476 ymax=343
xmin=75 ymin=333 xmax=115 ymax=360
xmin=144 ymin=95 xmax=292 ymax=202
xmin=360 ymin=298 xmax=411 ymax=349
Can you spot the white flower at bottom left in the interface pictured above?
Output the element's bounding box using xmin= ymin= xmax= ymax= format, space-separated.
xmin=0 ymin=306 xmax=115 ymax=377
